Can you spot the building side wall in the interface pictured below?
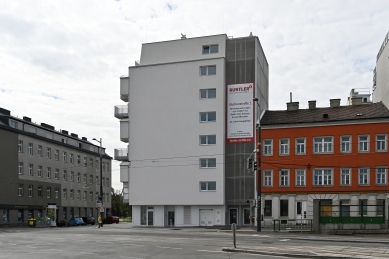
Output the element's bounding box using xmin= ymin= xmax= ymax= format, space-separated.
xmin=373 ymin=42 xmax=389 ymax=108
xmin=128 ymin=59 xmax=226 ymax=206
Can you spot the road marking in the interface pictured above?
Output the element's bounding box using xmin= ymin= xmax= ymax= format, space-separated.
xmin=172 ymin=248 xmax=182 ymax=250
xmin=120 ymin=256 xmax=143 ymax=259
xmin=80 ymin=252 xmax=99 ymax=255
xmin=25 ymin=246 xmax=37 ymax=248
xmin=279 ymin=239 xmax=290 ymax=242
xmin=156 ymin=246 xmax=171 ymax=249
xmin=251 ymin=234 xmax=270 ymax=237
xmin=48 ymin=249 xmax=64 ymax=252
xmin=127 ymin=244 xmax=144 ymax=247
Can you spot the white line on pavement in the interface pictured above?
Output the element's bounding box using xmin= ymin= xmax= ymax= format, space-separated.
xmin=198 ymin=250 xmax=226 ymax=253
xmin=80 ymin=252 xmax=99 ymax=256
xmin=120 ymin=256 xmax=143 ymax=259
xmin=172 ymin=248 xmax=182 ymax=250
xmin=156 ymin=246 xmax=171 ymax=249
xmin=127 ymin=244 xmax=145 ymax=247
xmin=279 ymin=239 xmax=290 ymax=241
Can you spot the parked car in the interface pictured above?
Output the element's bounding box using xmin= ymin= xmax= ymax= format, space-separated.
xmin=81 ymin=217 xmax=95 ymax=225
xmin=68 ymin=217 xmax=85 ymax=226
xmin=103 ymin=216 xmax=119 ymax=224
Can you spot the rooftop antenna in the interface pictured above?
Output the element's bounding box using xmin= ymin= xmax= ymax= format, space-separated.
xmin=181 ymin=33 xmax=186 ymax=39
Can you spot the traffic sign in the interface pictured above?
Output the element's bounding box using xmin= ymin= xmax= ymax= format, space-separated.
xmin=99 ymin=205 xmax=104 ymax=212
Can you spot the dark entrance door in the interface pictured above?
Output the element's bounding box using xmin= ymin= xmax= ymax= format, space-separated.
xmin=168 ymin=211 xmax=174 ymax=226
xmin=229 ymin=209 xmax=238 ymax=224
xmin=147 ymin=211 xmax=154 ymax=226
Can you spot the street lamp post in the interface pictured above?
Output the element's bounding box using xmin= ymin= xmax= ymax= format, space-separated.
xmin=92 ymin=138 xmax=103 ymax=222
xmin=253 ymin=98 xmax=261 ymax=232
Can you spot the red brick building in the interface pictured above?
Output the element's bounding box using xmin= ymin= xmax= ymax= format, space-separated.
xmin=259 ymin=99 xmax=389 ymax=228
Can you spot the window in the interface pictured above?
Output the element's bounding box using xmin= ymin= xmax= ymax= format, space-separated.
xmin=89 ymin=175 xmax=93 ymax=185
xmin=280 ymin=200 xmax=288 ymax=217
xmin=358 ymin=135 xmax=369 ymax=152
xmin=90 ymin=191 xmax=93 ymax=201
xmin=263 ymin=140 xmax=272 ymax=156
xmin=106 ymin=178 xmax=109 ymax=187
xmin=96 ymin=192 xmax=99 ymax=201
xmin=358 ymin=167 xmax=369 ymax=185
xmin=28 ymin=164 xmax=33 ymax=176
xmin=96 ymin=176 xmax=99 ymax=185
xmin=296 ymin=138 xmax=305 ymax=154
xmin=200 ymin=181 xmax=216 ymax=191
xmin=296 ymin=169 xmax=305 ymax=186
xmin=102 ymin=177 xmax=105 ymax=186
xmin=70 ymin=172 xmax=74 ymax=182
xmin=202 ymin=45 xmax=218 ymax=54
xmin=70 ymin=189 xmax=74 ymax=199
xmin=77 ymin=173 xmax=81 ymax=183
xmin=340 ymin=168 xmax=351 ymax=185
xmin=55 ymin=188 xmax=59 ymax=199
xmin=200 ymin=135 xmax=216 ymax=145
xmin=28 ymin=143 xmax=33 ymax=155
xmin=106 ymin=193 xmax=109 ymax=202
xmin=376 ymin=167 xmax=387 ymax=185
xmin=47 ymin=167 xmax=51 ymax=178
xmin=18 ymin=140 xmax=23 ymax=153
xmin=263 ymin=170 xmax=272 ymax=187
xmin=77 ymin=155 xmax=80 ymax=165
xmin=38 ymin=145 xmax=42 ymax=156
xmin=314 ymin=137 xmax=333 ymax=153
xmin=10 ymin=120 xmax=18 ymax=129
xmin=200 ymin=158 xmax=216 ymax=168
xmin=54 ymin=169 xmax=59 ymax=179
xmin=279 ymin=139 xmax=289 ymax=155
xmin=77 ymin=191 xmax=80 ymax=200
xmin=89 ymin=158 xmax=93 ymax=167
xmin=47 ymin=187 xmax=51 ymax=198
xmin=55 ymin=149 xmax=59 ymax=160
xmin=63 ymin=152 xmax=67 ymax=162
xmin=28 ymin=185 xmax=33 ymax=197
xmin=313 ymin=169 xmax=333 ymax=186
xmin=106 ymin=163 xmax=109 ymax=171
xmin=200 ymin=111 xmax=216 ymax=122
xmin=38 ymin=166 xmax=42 ymax=177
xmin=38 ymin=186 xmax=42 ymax=197
xmin=341 ymin=136 xmax=351 ymax=153
xmin=18 ymin=162 xmax=23 ymax=174
xmin=264 ymin=200 xmax=272 ymax=216
xmin=62 ymin=138 xmax=67 ymax=144
xmin=70 ymin=154 xmax=74 ymax=164
xmin=63 ymin=189 xmax=67 ymax=199
xmin=47 ymin=147 xmax=51 ymax=158
xmin=200 ymin=89 xmax=216 ymax=99
xmin=377 ymin=199 xmax=384 ymax=216
xmin=376 ymin=134 xmax=387 ymax=151
xmin=359 ymin=199 xmax=367 ymax=216
xmin=78 ymin=142 xmax=82 ymax=148
xmin=83 ymin=174 xmax=87 ymax=184
xmin=83 ymin=157 xmax=87 ymax=167
xmin=63 ymin=170 xmax=67 ymax=181
xmin=83 ymin=191 xmax=86 ymax=200
xmin=200 ymin=65 xmax=216 ymax=76
xmin=279 ymin=170 xmax=289 ymax=186
xmin=18 ymin=184 xmax=24 ymax=196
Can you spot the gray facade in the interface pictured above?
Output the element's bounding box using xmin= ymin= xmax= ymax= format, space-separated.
xmin=0 ymin=108 xmax=112 ymax=227
xmin=372 ymin=31 xmax=389 ymax=108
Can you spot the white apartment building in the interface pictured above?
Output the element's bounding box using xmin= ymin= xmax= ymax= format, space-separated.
xmin=114 ymin=34 xmax=269 ymax=227
xmin=373 ymin=30 xmax=389 ymax=108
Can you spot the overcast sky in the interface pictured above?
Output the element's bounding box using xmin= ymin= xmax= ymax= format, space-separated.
xmin=1 ymin=0 xmax=388 ymax=191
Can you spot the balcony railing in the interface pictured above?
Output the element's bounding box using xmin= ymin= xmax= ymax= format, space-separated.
xmin=114 ymin=105 xmax=128 ymax=119
xmin=114 ymin=148 xmax=128 ymax=161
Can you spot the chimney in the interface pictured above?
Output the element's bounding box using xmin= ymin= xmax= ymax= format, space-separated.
xmin=308 ymin=101 xmax=316 ymax=109
xmin=287 ymin=102 xmax=299 ymax=111
xmin=330 ymin=99 xmax=341 ymax=108
xmin=351 ymin=97 xmax=363 ymax=105
xmin=23 ymin=116 xmax=31 ymax=122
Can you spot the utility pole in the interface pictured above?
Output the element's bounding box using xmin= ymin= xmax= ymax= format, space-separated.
xmin=93 ymin=138 xmax=103 ymax=222
xmin=253 ymin=98 xmax=261 ymax=232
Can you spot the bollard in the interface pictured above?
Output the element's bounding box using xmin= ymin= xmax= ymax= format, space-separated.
xmin=231 ymin=223 xmax=236 ymax=248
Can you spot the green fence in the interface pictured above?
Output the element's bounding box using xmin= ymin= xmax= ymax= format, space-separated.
xmin=319 ymin=200 xmax=385 ymax=224
xmin=273 ymin=219 xmax=313 ymax=231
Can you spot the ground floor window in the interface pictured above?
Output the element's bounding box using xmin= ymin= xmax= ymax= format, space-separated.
xmin=90 ymin=208 xmax=93 ymax=217
xmin=28 ymin=210 xmax=33 ymax=219
xmin=70 ymin=207 xmax=74 ymax=218
xmin=141 ymin=206 xmax=147 ymax=225
xmin=377 ymin=199 xmax=384 ymax=216
xmin=37 ymin=210 xmax=42 ymax=218
xmin=18 ymin=210 xmax=24 ymax=223
xmin=264 ymin=200 xmax=272 ymax=216
xmin=280 ymin=200 xmax=288 ymax=217
xmin=2 ymin=210 xmax=8 ymax=223
xmin=340 ymin=200 xmax=350 ymax=217
xmin=63 ymin=207 xmax=67 ymax=220
xmin=359 ymin=199 xmax=367 ymax=216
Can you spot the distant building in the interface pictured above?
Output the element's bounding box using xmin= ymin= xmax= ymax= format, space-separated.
xmin=260 ymin=99 xmax=389 ymax=230
xmin=114 ymin=33 xmax=269 ymax=227
xmin=372 ymin=31 xmax=389 ymax=108
xmin=348 ymin=88 xmax=371 ymax=105
xmin=0 ymin=107 xmax=112 ymax=227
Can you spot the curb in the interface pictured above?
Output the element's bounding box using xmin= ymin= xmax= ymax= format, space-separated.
xmin=287 ymin=237 xmax=389 ymax=245
xmin=222 ymin=248 xmax=355 ymax=259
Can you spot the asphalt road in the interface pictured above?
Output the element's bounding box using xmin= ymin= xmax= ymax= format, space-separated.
xmin=0 ymin=223 xmax=388 ymax=258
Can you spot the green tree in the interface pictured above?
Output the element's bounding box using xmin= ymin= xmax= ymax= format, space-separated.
xmin=111 ymin=188 xmax=132 ymax=217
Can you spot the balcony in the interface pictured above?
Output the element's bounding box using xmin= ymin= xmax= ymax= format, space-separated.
xmin=120 ymin=119 xmax=129 ymax=143
xmin=122 ymin=182 xmax=129 ymax=203
xmin=120 ymin=76 xmax=129 ymax=102
xmin=120 ymin=161 xmax=129 ymax=182
xmin=114 ymin=105 xmax=128 ymax=119
xmin=114 ymin=148 xmax=128 ymax=161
